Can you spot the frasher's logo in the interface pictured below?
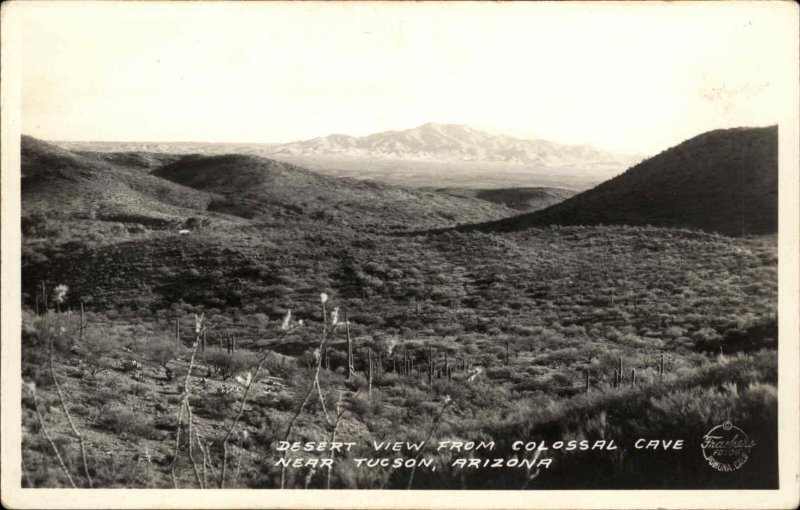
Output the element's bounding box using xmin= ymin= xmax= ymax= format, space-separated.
xmin=701 ymin=421 xmax=756 ymax=472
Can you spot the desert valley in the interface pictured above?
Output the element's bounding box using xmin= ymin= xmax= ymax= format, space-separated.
xmin=20 ymin=124 xmax=778 ymax=490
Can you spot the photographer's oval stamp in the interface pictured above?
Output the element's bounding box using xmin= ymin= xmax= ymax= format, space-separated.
xmin=701 ymin=421 xmax=757 ymax=472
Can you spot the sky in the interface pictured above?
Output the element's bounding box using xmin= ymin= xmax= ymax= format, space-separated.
xmin=19 ymin=1 xmax=795 ymax=155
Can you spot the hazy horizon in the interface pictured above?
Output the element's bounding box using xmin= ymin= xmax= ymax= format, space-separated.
xmin=29 ymin=121 xmax=780 ymax=159
xmin=21 ymin=2 xmax=793 ymax=154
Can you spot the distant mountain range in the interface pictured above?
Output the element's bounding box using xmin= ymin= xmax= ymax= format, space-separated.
xmin=454 ymin=126 xmax=778 ymax=236
xmin=56 ymin=123 xmax=639 ymax=168
xmin=54 ymin=123 xmax=642 ymax=190
xmin=268 ymin=122 xmax=641 ymax=168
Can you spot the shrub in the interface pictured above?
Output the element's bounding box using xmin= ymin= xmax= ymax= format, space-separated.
xmin=97 ymin=407 xmax=157 ymax=439
xmin=192 ymin=388 xmax=238 ymax=420
xmin=84 ymin=388 xmax=119 ymax=412
xmin=27 ymin=313 xmax=74 ymax=351
xmin=205 ymin=350 xmax=260 ymax=381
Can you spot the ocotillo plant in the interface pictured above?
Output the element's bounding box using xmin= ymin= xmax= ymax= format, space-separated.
xmin=28 ymin=382 xmax=77 ymax=488
xmin=280 ymin=292 xmax=340 ymax=489
xmin=407 ymin=395 xmax=452 ymax=489
xmin=47 ymin=330 xmax=93 ymax=487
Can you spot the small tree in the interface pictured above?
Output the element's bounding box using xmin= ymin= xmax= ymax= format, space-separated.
xmin=81 ymin=329 xmax=119 ymax=380
xmin=141 ymin=338 xmax=180 ymax=381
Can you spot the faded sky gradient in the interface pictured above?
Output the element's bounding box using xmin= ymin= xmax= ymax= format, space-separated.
xmin=20 ymin=1 xmax=795 ymax=154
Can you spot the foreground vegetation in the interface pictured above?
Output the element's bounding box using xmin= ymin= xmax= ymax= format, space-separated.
xmin=21 ymin=224 xmax=777 ymax=489
xmin=20 ymin=134 xmax=778 ymax=489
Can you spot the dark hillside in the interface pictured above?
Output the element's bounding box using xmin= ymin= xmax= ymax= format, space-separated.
xmin=456 ymin=126 xmax=777 ymax=236
xmin=21 ymin=136 xmax=219 ymax=220
xmin=153 ymin=154 xmax=325 ymax=194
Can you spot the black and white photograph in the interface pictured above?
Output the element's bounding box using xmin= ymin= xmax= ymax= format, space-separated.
xmin=1 ymin=1 xmax=798 ymax=508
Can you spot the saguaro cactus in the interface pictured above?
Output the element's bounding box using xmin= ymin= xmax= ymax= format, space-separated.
xmin=79 ymin=301 xmax=87 ymax=342
xmin=367 ymin=349 xmax=373 ymax=396
xmin=631 ymin=369 xmax=636 ymax=386
xmin=175 ymin=317 xmax=180 ymax=347
xmin=41 ymin=281 xmax=48 ymax=314
xmin=345 ymin=310 xmax=353 ymax=381
xmin=585 ymin=369 xmax=590 ymax=393
xmin=195 ymin=313 xmax=205 ymax=353
xmin=659 ymin=353 xmax=665 ymax=384
xmin=427 ymin=346 xmax=434 ymax=385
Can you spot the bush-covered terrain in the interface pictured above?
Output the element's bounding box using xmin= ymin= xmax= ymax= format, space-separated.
xmin=20 ymin=131 xmax=778 ymax=489
xmin=437 ymin=187 xmax=577 ymax=213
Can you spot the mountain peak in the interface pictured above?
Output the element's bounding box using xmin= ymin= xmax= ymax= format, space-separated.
xmin=269 ymin=123 xmax=639 ymax=170
xmin=416 ymin=121 xmax=471 ymax=131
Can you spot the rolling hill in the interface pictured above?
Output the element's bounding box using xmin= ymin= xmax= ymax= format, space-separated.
xmin=21 ymin=135 xmax=220 ymax=224
xmin=21 ymin=136 xmax=514 ymax=235
xmin=151 ymin=153 xmax=513 ymax=228
xmin=453 ymin=126 xmax=778 ymax=236
xmin=437 ymin=186 xmax=577 ymax=212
